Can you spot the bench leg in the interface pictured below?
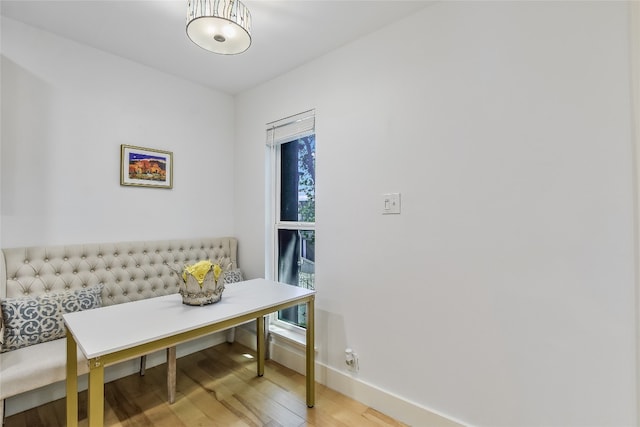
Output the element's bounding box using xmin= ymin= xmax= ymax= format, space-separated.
xmin=167 ymin=347 xmax=176 ymax=404
xmin=226 ymin=327 xmax=236 ymax=343
xmin=139 ymin=355 xmax=147 ymax=376
xmin=1 ymin=398 xmax=4 ymax=426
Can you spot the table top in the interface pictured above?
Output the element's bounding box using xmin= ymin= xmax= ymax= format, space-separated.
xmin=63 ymin=278 xmax=315 ymax=359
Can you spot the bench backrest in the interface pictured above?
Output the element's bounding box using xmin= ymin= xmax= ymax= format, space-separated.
xmin=0 ymin=237 xmax=238 ymax=306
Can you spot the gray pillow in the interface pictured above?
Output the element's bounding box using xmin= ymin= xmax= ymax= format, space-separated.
xmin=223 ymin=268 xmax=244 ymax=284
xmin=0 ymin=285 xmax=103 ymax=352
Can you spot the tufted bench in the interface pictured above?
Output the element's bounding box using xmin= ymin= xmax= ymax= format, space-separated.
xmin=0 ymin=237 xmax=240 ymax=423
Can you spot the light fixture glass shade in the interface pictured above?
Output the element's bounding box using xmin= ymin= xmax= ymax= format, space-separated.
xmin=187 ymin=0 xmax=252 ymax=55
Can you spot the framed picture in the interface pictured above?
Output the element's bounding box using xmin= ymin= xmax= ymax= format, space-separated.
xmin=120 ymin=144 xmax=173 ymax=189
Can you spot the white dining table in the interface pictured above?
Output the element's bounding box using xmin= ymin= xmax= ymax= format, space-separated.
xmin=64 ymin=278 xmax=316 ymax=427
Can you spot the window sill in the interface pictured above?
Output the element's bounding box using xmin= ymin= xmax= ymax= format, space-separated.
xmin=269 ymin=323 xmax=306 ymax=349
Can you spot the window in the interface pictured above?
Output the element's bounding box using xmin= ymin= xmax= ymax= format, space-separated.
xmin=267 ymin=110 xmax=315 ymax=330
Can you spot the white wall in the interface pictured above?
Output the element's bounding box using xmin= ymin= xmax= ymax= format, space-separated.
xmin=235 ymin=2 xmax=637 ymax=426
xmin=1 ymin=17 xmax=236 ymax=248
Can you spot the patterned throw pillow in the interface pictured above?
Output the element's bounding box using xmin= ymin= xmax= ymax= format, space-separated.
xmin=223 ymin=268 xmax=244 ymax=284
xmin=0 ymin=285 xmax=103 ymax=353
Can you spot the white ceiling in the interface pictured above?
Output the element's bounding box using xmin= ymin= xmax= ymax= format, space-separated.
xmin=1 ymin=0 xmax=432 ymax=94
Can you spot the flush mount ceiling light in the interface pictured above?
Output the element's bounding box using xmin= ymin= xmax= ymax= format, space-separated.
xmin=186 ymin=0 xmax=252 ymax=55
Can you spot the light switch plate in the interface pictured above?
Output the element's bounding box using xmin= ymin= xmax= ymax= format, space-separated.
xmin=382 ymin=193 xmax=401 ymax=214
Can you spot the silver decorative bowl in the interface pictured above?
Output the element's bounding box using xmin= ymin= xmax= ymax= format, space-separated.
xmin=178 ymin=271 xmax=225 ymax=306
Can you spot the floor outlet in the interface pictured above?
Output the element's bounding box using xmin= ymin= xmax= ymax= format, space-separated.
xmin=345 ymin=348 xmax=359 ymax=373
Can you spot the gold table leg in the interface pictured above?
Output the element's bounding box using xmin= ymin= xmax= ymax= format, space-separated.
xmin=256 ymin=316 xmax=265 ymax=377
xmin=66 ymin=329 xmax=78 ymax=427
xmin=306 ymin=296 xmax=315 ymax=408
xmin=87 ymin=357 xmax=105 ymax=427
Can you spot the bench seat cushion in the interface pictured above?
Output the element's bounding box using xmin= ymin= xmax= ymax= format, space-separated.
xmin=0 ymin=337 xmax=88 ymax=400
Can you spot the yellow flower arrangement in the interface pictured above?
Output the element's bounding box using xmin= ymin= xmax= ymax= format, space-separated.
xmin=182 ymin=260 xmax=222 ymax=287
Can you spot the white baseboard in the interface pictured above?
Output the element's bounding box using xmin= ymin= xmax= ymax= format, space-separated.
xmin=5 ymin=332 xmax=228 ymax=417
xmin=317 ymin=364 xmax=465 ymax=427
xmin=234 ymin=327 xmax=465 ymax=427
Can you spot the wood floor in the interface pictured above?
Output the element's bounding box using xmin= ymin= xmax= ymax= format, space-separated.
xmin=4 ymin=342 xmax=407 ymax=427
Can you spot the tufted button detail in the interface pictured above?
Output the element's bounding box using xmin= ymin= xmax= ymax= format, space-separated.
xmin=106 ymin=267 xmax=111 ymax=271
xmin=164 ymin=285 xmax=168 ymax=289
xmin=90 ymin=269 xmax=95 ymax=272
xmin=136 ymin=264 xmax=140 ymax=268
xmin=81 ymin=255 xmax=86 ymax=259
xmin=130 ymin=278 xmax=134 ymax=281
xmin=123 ymin=292 xmax=128 ymax=296
xmin=44 ymin=258 xmax=49 ymax=262
xmin=65 ymin=286 xmax=70 ymax=290
xmin=35 ymin=274 xmax=39 ymax=278
xmin=144 ymin=276 xmax=148 ymax=280
xmin=24 ymin=260 xmax=29 ymax=264
xmin=155 ymin=250 xmax=159 ymax=254
xmin=73 ymin=270 xmax=77 ymax=274
xmin=55 ymin=272 xmax=60 ymax=276
xmin=24 ymin=291 xmax=29 ymax=296
xmin=128 ymin=252 xmax=132 ymax=256
xmin=114 ymin=252 xmax=119 ymax=257
xmin=64 ymin=257 xmax=68 ymax=261
xmin=82 ymin=284 xmax=87 ymax=288
xmin=98 ymin=254 xmax=103 ymax=258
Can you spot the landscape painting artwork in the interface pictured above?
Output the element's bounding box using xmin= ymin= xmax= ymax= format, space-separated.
xmin=120 ymin=145 xmax=173 ymax=188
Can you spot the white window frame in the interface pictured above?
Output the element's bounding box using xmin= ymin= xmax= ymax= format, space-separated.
xmin=266 ymin=110 xmax=316 ymax=338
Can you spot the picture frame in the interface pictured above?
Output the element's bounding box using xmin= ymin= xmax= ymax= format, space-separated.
xmin=120 ymin=144 xmax=173 ymax=189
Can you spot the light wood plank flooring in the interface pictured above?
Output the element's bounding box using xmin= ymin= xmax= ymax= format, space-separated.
xmin=4 ymin=342 xmax=407 ymax=427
